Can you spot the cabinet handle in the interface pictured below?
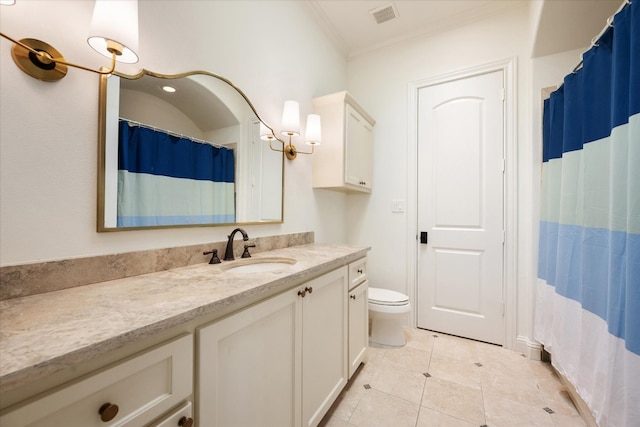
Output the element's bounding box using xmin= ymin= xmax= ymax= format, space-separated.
xmin=357 ymin=269 xmax=364 ymax=274
xmin=298 ymin=289 xmax=307 ymax=298
xmin=305 ymin=286 xmax=313 ymax=294
xmin=350 ymin=295 xmax=356 ymax=300
xmin=178 ymin=416 xmax=194 ymax=427
xmin=98 ymin=402 xmax=119 ymax=422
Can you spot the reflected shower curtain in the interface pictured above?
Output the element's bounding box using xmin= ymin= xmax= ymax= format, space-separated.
xmin=535 ymin=2 xmax=639 ymax=426
xmin=117 ymin=121 xmax=236 ymax=227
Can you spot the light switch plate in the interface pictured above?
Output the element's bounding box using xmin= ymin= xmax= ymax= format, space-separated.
xmin=391 ymin=199 xmax=405 ymax=213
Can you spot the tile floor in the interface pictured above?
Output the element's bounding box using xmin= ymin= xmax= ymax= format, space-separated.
xmin=320 ymin=328 xmax=587 ymax=427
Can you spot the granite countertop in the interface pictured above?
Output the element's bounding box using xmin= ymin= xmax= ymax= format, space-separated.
xmin=0 ymin=243 xmax=369 ymax=392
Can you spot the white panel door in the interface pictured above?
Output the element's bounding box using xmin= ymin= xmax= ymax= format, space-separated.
xmin=417 ymin=70 xmax=505 ymax=345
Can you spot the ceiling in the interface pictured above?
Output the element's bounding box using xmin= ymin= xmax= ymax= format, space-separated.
xmin=306 ymin=0 xmax=623 ymax=59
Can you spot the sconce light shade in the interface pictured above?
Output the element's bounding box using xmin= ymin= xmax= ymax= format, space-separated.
xmin=305 ymin=114 xmax=322 ymax=145
xmin=259 ymin=122 xmax=275 ymax=141
xmin=87 ymin=0 xmax=139 ymax=64
xmin=281 ymin=100 xmax=300 ymax=136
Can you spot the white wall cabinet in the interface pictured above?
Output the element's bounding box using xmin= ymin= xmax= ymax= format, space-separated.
xmin=312 ymin=91 xmax=375 ymax=193
xmin=197 ymin=267 xmax=348 ymax=427
xmin=0 ymin=335 xmax=193 ymax=427
xmin=348 ymin=258 xmax=369 ymax=378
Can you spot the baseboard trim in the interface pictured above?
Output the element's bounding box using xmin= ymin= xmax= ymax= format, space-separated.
xmin=515 ymin=335 xmax=542 ymax=360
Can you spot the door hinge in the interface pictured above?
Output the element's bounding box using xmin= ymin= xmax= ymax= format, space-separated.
xmin=502 ymin=302 xmax=505 ymax=317
xmin=502 ymin=158 xmax=506 ymax=173
xmin=502 ymin=230 xmax=506 ymax=244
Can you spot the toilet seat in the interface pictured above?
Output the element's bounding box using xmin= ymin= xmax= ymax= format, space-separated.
xmin=368 ymin=287 xmax=409 ymax=306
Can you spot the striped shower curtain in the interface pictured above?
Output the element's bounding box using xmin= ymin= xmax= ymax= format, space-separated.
xmin=535 ymin=1 xmax=638 ymax=426
xmin=117 ymin=120 xmax=236 ymax=227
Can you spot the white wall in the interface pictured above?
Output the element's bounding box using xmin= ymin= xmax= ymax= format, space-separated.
xmin=345 ymin=4 xmax=535 ymax=349
xmin=0 ymin=0 xmax=348 ymax=266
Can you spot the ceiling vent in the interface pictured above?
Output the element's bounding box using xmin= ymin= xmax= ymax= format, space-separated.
xmin=369 ymin=3 xmax=398 ymax=25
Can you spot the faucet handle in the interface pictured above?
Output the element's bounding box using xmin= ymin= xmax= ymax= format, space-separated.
xmin=241 ymin=244 xmax=256 ymax=258
xmin=203 ymin=249 xmax=221 ymax=264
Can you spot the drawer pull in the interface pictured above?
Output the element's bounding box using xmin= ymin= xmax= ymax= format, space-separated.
xmin=350 ymin=295 xmax=356 ymax=300
xmin=357 ymin=269 xmax=364 ymax=274
xmin=179 ymin=416 xmax=194 ymax=427
xmin=98 ymin=402 xmax=119 ymax=422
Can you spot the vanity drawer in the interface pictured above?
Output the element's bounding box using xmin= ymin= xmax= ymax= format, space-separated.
xmin=0 ymin=334 xmax=193 ymax=427
xmin=149 ymin=401 xmax=193 ymax=427
xmin=348 ymin=258 xmax=367 ymax=290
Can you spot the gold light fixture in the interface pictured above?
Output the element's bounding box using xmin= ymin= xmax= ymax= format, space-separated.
xmin=260 ymin=100 xmax=321 ymax=160
xmin=0 ymin=0 xmax=139 ymax=82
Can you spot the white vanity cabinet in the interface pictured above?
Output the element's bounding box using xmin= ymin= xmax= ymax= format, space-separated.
xmin=0 ymin=334 xmax=193 ymax=427
xmin=312 ymin=91 xmax=375 ymax=193
xmin=348 ymin=258 xmax=369 ymax=378
xmin=197 ymin=266 xmax=348 ymax=427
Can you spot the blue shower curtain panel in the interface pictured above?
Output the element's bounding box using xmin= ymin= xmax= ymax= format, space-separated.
xmin=117 ymin=121 xmax=236 ymax=227
xmin=535 ymin=2 xmax=639 ymax=426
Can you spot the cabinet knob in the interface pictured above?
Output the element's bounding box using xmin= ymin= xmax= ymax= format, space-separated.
xmin=357 ymin=269 xmax=364 ymax=274
xmin=98 ymin=402 xmax=119 ymax=422
xmin=350 ymin=295 xmax=356 ymax=300
xmin=298 ymin=289 xmax=307 ymax=298
xmin=178 ymin=416 xmax=194 ymax=427
xmin=305 ymin=286 xmax=313 ymax=294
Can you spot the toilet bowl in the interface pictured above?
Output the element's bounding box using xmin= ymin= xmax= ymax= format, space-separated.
xmin=368 ymin=287 xmax=411 ymax=346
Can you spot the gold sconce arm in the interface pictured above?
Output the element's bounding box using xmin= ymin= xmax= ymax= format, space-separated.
xmin=1 ymin=32 xmax=118 ymax=81
xmin=265 ymin=133 xmax=315 ymax=161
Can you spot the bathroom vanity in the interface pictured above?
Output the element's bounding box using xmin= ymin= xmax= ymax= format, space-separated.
xmin=0 ymin=244 xmax=369 ymax=427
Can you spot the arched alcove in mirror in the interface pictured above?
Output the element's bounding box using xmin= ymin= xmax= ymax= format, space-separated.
xmin=97 ymin=70 xmax=284 ymax=231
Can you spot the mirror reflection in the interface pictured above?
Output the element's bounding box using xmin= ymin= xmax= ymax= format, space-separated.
xmin=97 ymin=70 xmax=284 ymax=231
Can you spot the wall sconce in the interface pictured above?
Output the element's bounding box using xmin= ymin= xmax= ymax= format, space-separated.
xmin=0 ymin=0 xmax=138 ymax=82
xmin=260 ymin=101 xmax=321 ymax=160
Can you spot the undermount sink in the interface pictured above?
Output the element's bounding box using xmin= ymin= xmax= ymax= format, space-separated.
xmin=222 ymin=257 xmax=297 ymax=273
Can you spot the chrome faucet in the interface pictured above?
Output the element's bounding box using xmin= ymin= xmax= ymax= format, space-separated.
xmin=224 ymin=228 xmax=249 ymax=261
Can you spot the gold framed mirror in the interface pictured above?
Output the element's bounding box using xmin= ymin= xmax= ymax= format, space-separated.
xmin=97 ymin=69 xmax=284 ymax=231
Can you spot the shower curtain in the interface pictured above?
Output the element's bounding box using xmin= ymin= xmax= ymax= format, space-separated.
xmin=117 ymin=120 xmax=236 ymax=227
xmin=535 ymin=1 xmax=639 ymax=426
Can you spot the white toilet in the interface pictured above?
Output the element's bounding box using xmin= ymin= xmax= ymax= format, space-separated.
xmin=368 ymin=287 xmax=411 ymax=346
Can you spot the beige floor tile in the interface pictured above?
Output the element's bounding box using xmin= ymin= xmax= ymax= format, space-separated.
xmin=539 ymin=388 xmax=582 ymax=417
xmin=480 ymin=363 xmax=545 ymax=407
xmin=428 ymin=351 xmax=482 ymax=389
xmin=348 ymin=388 xmax=420 ymax=427
xmin=321 ymin=329 xmax=590 ymax=427
xmin=421 ymin=376 xmax=485 ymax=425
xmin=416 ymin=407 xmax=477 ymax=427
xmin=431 ymin=333 xmax=479 ymax=361
xmin=405 ymin=327 xmax=436 ymax=352
xmin=319 ymin=415 xmax=354 ymax=427
xmin=484 ymin=391 xmax=555 ymax=427
xmin=382 ymin=345 xmax=431 ymax=374
xmin=366 ymin=343 xmax=388 ymax=364
xmin=551 ymin=413 xmax=588 ymax=427
xmin=369 ymin=360 xmax=427 ymax=404
xmin=328 ymin=386 xmax=365 ymax=422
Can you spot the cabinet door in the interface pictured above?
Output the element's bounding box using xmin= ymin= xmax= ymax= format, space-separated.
xmin=198 ymin=290 xmax=302 ymax=427
xmin=348 ymin=281 xmax=369 ymax=378
xmin=344 ymin=104 xmax=373 ymax=191
xmin=301 ymin=267 xmax=348 ymax=427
